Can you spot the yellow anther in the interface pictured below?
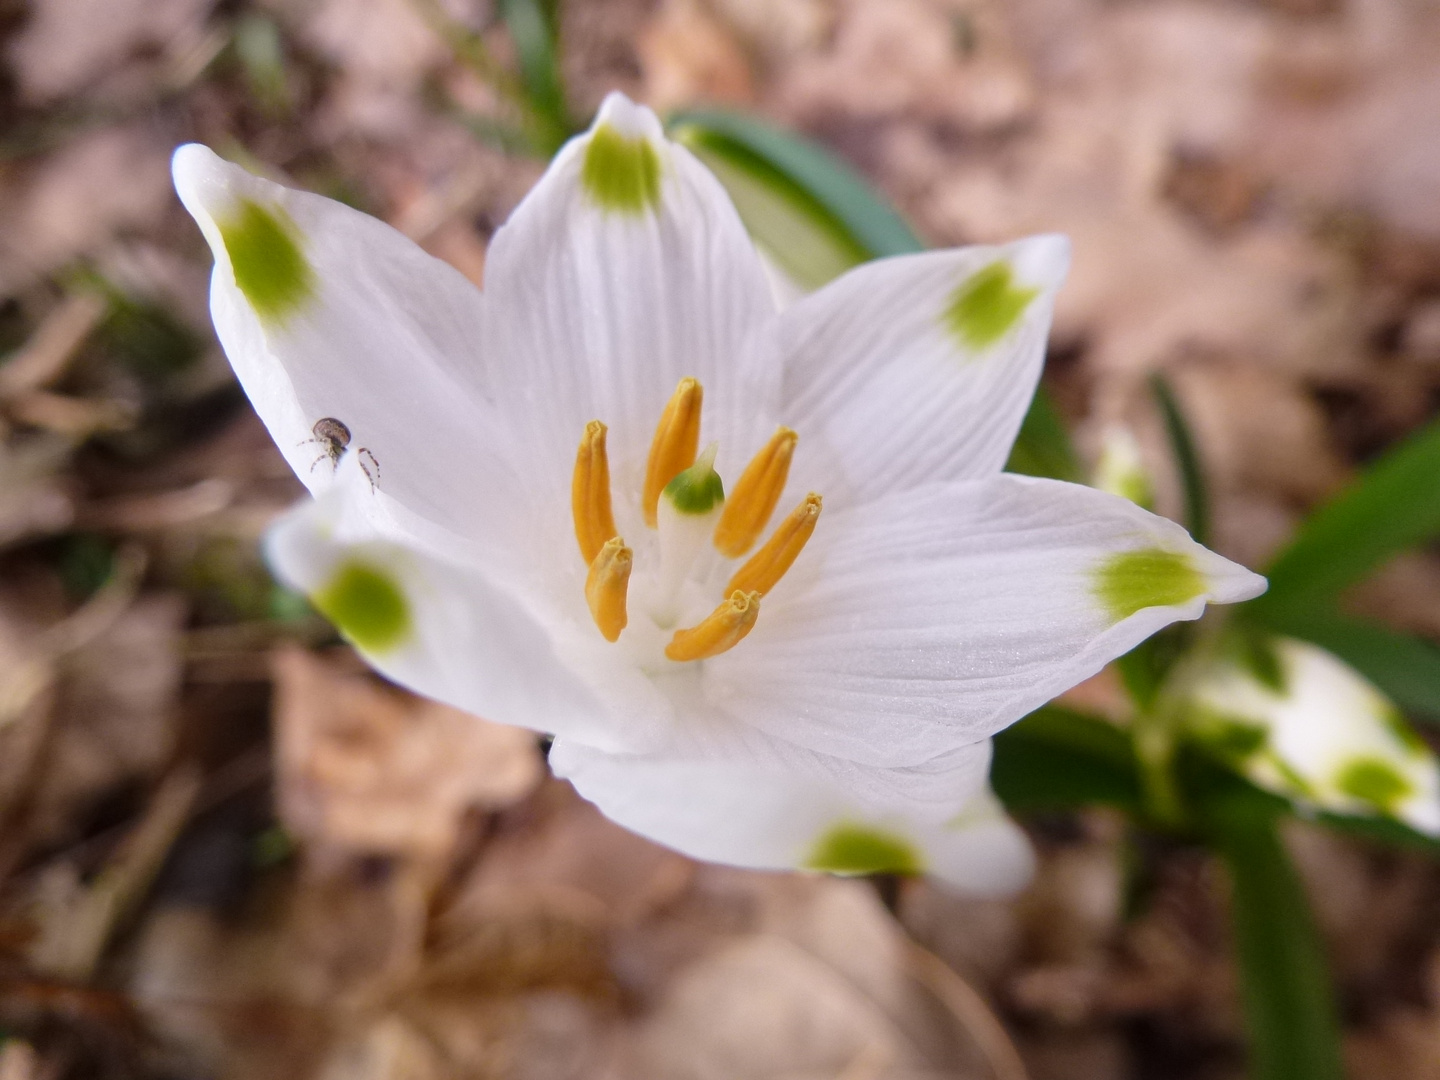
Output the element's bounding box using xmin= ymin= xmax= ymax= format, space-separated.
xmin=665 ymin=590 xmax=761 ymax=662
xmin=727 ymin=493 xmax=822 ymax=597
xmin=713 ymin=427 xmax=798 ymax=557
xmin=642 ymin=377 xmax=703 ymax=528
xmin=572 ymin=420 xmax=617 ymax=564
xmin=585 ymin=536 xmax=632 ymax=642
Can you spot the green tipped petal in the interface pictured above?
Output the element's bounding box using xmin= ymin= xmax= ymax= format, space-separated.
xmin=806 ymin=822 xmax=924 ymax=876
xmin=313 ymin=559 xmax=411 ymax=653
xmin=1336 ymin=757 xmax=1413 ymax=810
xmin=943 ymin=261 xmax=1039 ymax=351
xmin=218 ymin=198 xmax=313 ymax=323
xmin=1094 ymin=547 xmax=1206 ymax=622
xmin=582 ymin=124 xmax=663 ymax=214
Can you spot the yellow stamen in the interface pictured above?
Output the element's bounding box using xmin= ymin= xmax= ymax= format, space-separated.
xmin=727 ymin=493 xmax=822 ymax=596
xmin=665 ymin=590 xmax=761 ymax=662
xmin=713 ymin=427 xmax=798 ymax=557
xmin=585 ymin=536 xmax=632 ymax=642
xmin=572 ymin=420 xmax=617 ymax=564
xmin=642 ymin=378 xmax=703 ymax=528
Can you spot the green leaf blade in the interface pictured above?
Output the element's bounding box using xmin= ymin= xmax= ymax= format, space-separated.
xmin=1256 ymin=417 xmax=1440 ymax=619
xmin=1207 ymin=802 xmax=1343 ymax=1080
xmin=1150 ymin=371 xmax=1211 ymax=547
xmin=992 ymin=706 xmax=1143 ymax=813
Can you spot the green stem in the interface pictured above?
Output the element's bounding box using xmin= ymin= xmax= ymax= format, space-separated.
xmin=1132 ymin=612 xmax=1229 ymax=826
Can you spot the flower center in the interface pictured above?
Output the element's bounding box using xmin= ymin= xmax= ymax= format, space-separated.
xmin=571 ymin=378 xmax=821 ymax=662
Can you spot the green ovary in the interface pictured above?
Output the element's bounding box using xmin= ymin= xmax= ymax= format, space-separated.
xmin=1336 ymin=757 xmax=1413 ymax=811
xmin=805 ymin=823 xmax=924 ymax=876
xmin=1094 ymin=547 xmax=1206 ymax=622
xmin=943 ymin=262 xmax=1039 ymax=350
xmin=663 ymin=457 xmax=725 ymax=515
xmin=218 ymin=198 xmax=313 ymax=323
xmin=582 ymin=124 xmax=662 ymax=214
xmin=313 ymin=560 xmax=411 ymax=653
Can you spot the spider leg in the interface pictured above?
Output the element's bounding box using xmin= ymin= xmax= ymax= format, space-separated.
xmin=357 ymin=448 xmax=380 ymax=490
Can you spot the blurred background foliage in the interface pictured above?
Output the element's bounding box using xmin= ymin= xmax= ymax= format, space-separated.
xmin=3 ymin=1 xmax=1440 ymax=1078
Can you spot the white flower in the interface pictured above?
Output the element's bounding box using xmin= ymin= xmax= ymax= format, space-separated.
xmin=1190 ymin=636 xmax=1440 ymax=834
xmin=1093 ymin=424 xmax=1155 ymax=511
xmin=172 ymin=93 xmax=1264 ymax=893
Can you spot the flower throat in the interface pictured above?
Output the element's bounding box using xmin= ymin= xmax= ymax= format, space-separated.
xmin=571 ymin=378 xmax=821 ymax=662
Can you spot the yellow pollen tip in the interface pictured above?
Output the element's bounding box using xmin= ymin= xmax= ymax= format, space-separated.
xmin=665 ymin=590 xmax=762 ymax=662
xmin=713 ymin=427 xmax=798 ymax=558
xmin=727 ymin=493 xmax=822 ymax=597
xmin=572 ymin=420 xmax=618 ymax=564
xmin=585 ymin=537 xmax=632 ymax=642
xmin=643 ymin=377 xmax=703 ymax=529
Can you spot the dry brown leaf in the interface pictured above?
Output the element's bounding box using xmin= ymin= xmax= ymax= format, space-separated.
xmin=3 ymin=0 xmax=214 ymax=104
xmin=0 ymin=1041 xmax=41 ymax=1080
xmin=0 ymin=127 xmax=174 ymax=296
xmin=272 ymin=647 xmax=543 ymax=862
xmin=638 ymin=0 xmax=756 ymax=112
xmin=0 ymin=293 xmax=106 ymax=400
xmin=780 ymin=0 xmax=1037 ymax=133
xmin=27 ymin=766 xmax=201 ymax=982
xmin=26 ymin=591 xmax=186 ymax=848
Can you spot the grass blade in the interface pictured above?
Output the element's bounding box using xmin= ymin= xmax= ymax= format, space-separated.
xmin=1255 ymin=416 xmax=1440 ymax=619
xmin=1207 ymin=800 xmax=1343 ymax=1080
xmin=1004 ymin=386 xmax=1082 ymax=482
xmin=669 ymin=108 xmax=924 ymax=268
xmin=1150 ymin=371 xmax=1210 ymax=546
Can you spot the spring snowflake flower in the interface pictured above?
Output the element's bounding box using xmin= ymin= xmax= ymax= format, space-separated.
xmin=1191 ymin=636 xmax=1440 ymax=834
xmin=172 ymin=94 xmax=1264 ymax=893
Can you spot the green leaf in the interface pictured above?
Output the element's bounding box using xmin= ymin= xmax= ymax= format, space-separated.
xmin=499 ymin=0 xmax=572 ymax=152
xmin=668 ymin=108 xmax=924 ymax=274
xmin=1206 ymin=800 xmax=1343 ymax=1080
xmin=1004 ymin=387 xmax=1082 ymax=482
xmin=1150 ymin=372 xmax=1210 ymax=547
xmin=1250 ymin=611 xmax=1440 ymax=723
xmin=1114 ymin=625 xmax=1192 ymax=711
xmin=991 ymin=706 xmax=1143 ymax=813
xmin=1314 ymin=804 xmax=1440 ymax=853
xmin=668 ymin=112 xmax=907 ymax=290
xmin=1254 ymin=416 xmax=1440 ymax=620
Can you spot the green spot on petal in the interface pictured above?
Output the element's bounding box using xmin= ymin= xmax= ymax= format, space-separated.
xmin=1094 ymin=547 xmax=1206 ymax=622
xmin=805 ymin=823 xmax=923 ymax=877
xmin=943 ymin=261 xmax=1039 ymax=350
xmin=218 ymin=198 xmax=313 ymax=323
xmin=582 ymin=124 xmax=662 ymax=214
xmin=663 ymin=449 xmax=724 ymax=516
xmin=313 ymin=560 xmax=411 ymax=653
xmin=1336 ymin=757 xmax=1413 ymax=811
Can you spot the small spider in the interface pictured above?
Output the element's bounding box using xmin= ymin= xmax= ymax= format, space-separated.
xmin=302 ymin=417 xmax=379 ymax=489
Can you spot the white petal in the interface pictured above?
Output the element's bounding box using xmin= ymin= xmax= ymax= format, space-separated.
xmin=1192 ymin=637 xmax=1440 ymax=835
xmin=478 ymin=93 xmax=779 ymax=522
xmin=550 ymin=737 xmax=1032 ymax=896
xmin=772 ymin=236 xmax=1070 ymax=506
xmin=263 ymin=458 xmax=649 ymax=751
xmin=171 ymin=144 xmax=523 ymax=554
xmin=701 ymin=473 xmax=1265 ymax=768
